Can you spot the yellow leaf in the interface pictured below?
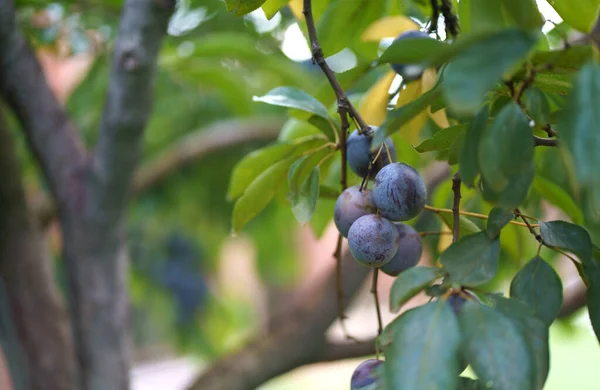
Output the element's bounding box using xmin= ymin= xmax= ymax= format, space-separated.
xmin=395 ymin=80 xmax=428 ymax=145
xmin=421 ymin=67 xmax=450 ymax=129
xmin=438 ymin=222 xmax=453 ymax=253
xmin=361 ymin=16 xmax=420 ymax=42
xmin=359 ymin=71 xmax=397 ymax=126
xmin=289 ymin=0 xmax=304 ymax=20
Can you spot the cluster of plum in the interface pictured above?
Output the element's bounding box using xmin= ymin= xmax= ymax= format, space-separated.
xmin=333 ymin=127 xmax=427 ymax=276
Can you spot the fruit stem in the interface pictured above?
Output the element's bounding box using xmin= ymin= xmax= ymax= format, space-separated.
xmin=371 ymin=269 xmax=384 ymax=338
xmin=424 ymin=205 xmax=539 ymax=228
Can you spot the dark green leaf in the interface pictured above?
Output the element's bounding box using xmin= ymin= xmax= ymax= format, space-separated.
xmin=500 ymin=0 xmax=544 ymax=31
xmin=227 ymin=136 xmax=327 ymax=200
xmin=486 ymin=207 xmax=514 ymax=239
xmin=443 ymin=29 xmax=538 ymax=115
xmin=481 ymin=162 xmax=535 ymax=209
xmin=414 ymin=124 xmax=466 ymax=153
xmin=533 ymin=175 xmax=583 ymax=224
xmin=558 ymin=62 xmax=600 ymax=225
xmin=253 ymin=87 xmax=331 ymax=119
xmin=446 ymin=129 xmax=466 ymax=165
xmin=459 ymin=105 xmax=489 ymax=187
xmin=539 ymin=220 xmax=592 ymax=263
xmin=510 ymin=256 xmax=564 ymax=326
xmin=383 ymin=301 xmax=461 ymax=390
xmin=224 ymin=0 xmax=267 ymax=15
xmin=523 ymin=87 xmax=550 ymax=126
xmin=489 ymin=295 xmax=550 ymax=390
xmin=468 ymin=0 xmax=510 ymax=35
xmin=291 ymin=168 xmax=320 ymax=226
xmin=478 ymin=102 xmax=535 ymax=192
xmin=389 ymin=266 xmax=445 ymax=312
xmin=231 ymin=156 xmax=296 ymax=233
xmin=531 ymin=45 xmax=594 ymax=73
xmin=458 ymin=301 xmax=533 ymax=390
xmin=455 ymin=377 xmax=487 ymax=390
xmin=440 ymin=232 xmax=500 ymax=287
xmin=379 ymin=37 xmax=448 ymax=65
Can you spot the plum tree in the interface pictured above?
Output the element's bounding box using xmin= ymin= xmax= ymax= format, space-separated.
xmin=380 ymin=223 xmax=423 ymax=276
xmin=350 ymin=359 xmax=385 ymax=390
xmin=346 ymin=128 xmax=396 ymax=178
xmin=372 ymin=162 xmax=427 ymax=221
xmin=347 ymin=214 xmax=399 ymax=267
xmin=333 ymin=186 xmax=377 ymax=237
xmin=389 ymin=30 xmax=432 ymax=82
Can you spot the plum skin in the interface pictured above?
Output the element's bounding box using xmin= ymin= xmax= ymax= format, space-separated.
xmin=380 ymin=223 xmax=423 ymax=276
xmin=346 ymin=128 xmax=396 ymax=179
xmin=348 ymin=215 xmax=400 ymax=267
xmin=389 ymin=30 xmax=432 ymax=82
xmin=333 ymin=186 xmax=377 ymax=237
xmin=351 ymin=359 xmax=384 ymax=390
xmin=372 ymin=162 xmax=427 ymax=221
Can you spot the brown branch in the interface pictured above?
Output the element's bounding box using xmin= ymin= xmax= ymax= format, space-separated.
xmin=534 ymin=136 xmax=558 ymax=147
xmin=451 ymin=173 xmax=461 ymax=243
xmin=302 ymin=0 xmax=370 ymax=134
xmin=558 ymin=280 xmax=587 ymax=318
xmin=319 ymin=338 xmax=377 ymax=362
xmin=0 ymin=0 xmax=87 ymax=205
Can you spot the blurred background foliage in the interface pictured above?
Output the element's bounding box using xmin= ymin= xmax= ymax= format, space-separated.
xmin=6 ymin=0 xmax=595 ymax=375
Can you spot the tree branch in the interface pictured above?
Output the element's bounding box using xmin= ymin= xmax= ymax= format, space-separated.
xmin=534 ymin=136 xmax=558 ymax=147
xmin=451 ymin=173 xmax=461 ymax=243
xmin=0 ymin=0 xmax=87 ymax=205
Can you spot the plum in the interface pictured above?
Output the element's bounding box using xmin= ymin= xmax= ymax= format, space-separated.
xmin=334 ymin=186 xmax=377 ymax=237
xmin=347 ymin=128 xmax=396 ymax=179
xmin=348 ymin=214 xmax=399 ymax=267
xmin=389 ymin=30 xmax=433 ymax=82
xmin=380 ymin=223 xmax=423 ymax=276
xmin=351 ymin=359 xmax=385 ymax=390
xmin=372 ymin=162 xmax=427 ymax=221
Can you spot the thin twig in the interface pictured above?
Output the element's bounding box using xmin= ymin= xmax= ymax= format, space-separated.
xmin=371 ymin=269 xmax=383 ymax=337
xmin=451 ymin=173 xmax=461 ymax=242
xmin=542 ymin=124 xmax=558 ymax=137
xmin=534 ymin=136 xmax=558 ymax=147
xmin=514 ymin=208 xmax=543 ymax=243
xmin=424 ymin=205 xmax=538 ymax=228
xmin=302 ymin=0 xmax=370 ymax=135
xmin=419 ymin=231 xmax=453 ymax=237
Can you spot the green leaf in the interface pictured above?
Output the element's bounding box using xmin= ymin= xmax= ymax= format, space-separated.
xmin=459 ymin=105 xmax=489 ymax=187
xmin=486 ymin=207 xmax=514 ymax=239
xmin=468 ymin=0 xmax=510 ymax=35
xmin=288 ymin=147 xmax=334 ymax=196
xmin=224 ymin=0 xmax=268 ymax=15
xmin=379 ymin=37 xmax=448 ymax=65
xmin=533 ymin=175 xmax=583 ymax=224
xmin=383 ymin=300 xmax=461 ymax=390
xmin=438 ymin=214 xmax=482 ymax=238
xmin=253 ymin=87 xmax=331 ymax=119
xmin=489 ymin=296 xmax=550 ymax=389
xmin=443 ymin=29 xmax=538 ymax=115
xmin=227 ymin=136 xmax=327 ymax=200
xmin=389 ymin=266 xmax=445 ymax=312
xmin=510 ymin=256 xmax=564 ymax=326
xmin=547 ymin=0 xmax=600 ymax=32
xmin=231 ymin=156 xmax=297 ymax=233
xmin=413 ymin=124 xmax=466 ymax=153
xmin=531 ymin=45 xmax=594 ymax=73
xmin=481 ymin=162 xmax=535 ymax=209
xmin=440 ymin=232 xmax=500 ymax=287
xmin=558 ymin=62 xmax=600 ymax=225
xmin=318 ymin=184 xmax=340 ymax=199
xmin=291 ymin=168 xmax=320 ymax=226
xmin=261 ymin=0 xmax=288 ymax=19
xmin=456 ymin=377 xmax=487 ymax=390
xmin=500 ymin=0 xmax=544 ymax=31
xmin=539 ymin=220 xmax=593 ymax=263
xmin=458 ymin=301 xmax=534 ymax=390
xmin=523 ymin=87 xmax=550 ymax=126
xmin=478 ymin=102 xmax=535 ymax=192
xmin=317 ymin=0 xmax=384 ymax=55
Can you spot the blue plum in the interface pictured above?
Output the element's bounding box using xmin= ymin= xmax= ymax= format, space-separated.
xmin=348 ymin=215 xmax=400 ymax=267
xmin=389 ymin=30 xmax=433 ymax=82
xmin=346 ymin=128 xmax=397 ymax=179
xmin=334 ymin=186 xmax=377 ymax=237
xmin=380 ymin=223 xmax=423 ymax=276
xmin=372 ymin=162 xmax=427 ymax=221
xmin=351 ymin=359 xmax=385 ymax=390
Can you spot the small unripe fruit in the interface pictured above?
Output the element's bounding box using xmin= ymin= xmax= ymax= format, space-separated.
xmin=380 ymin=223 xmax=423 ymax=276
xmin=347 ymin=128 xmax=396 ymax=179
xmin=351 ymin=359 xmax=385 ymax=390
xmin=389 ymin=30 xmax=432 ymax=82
xmin=348 ymin=215 xmax=400 ymax=267
xmin=372 ymin=162 xmax=427 ymax=221
xmin=334 ymin=186 xmax=377 ymax=237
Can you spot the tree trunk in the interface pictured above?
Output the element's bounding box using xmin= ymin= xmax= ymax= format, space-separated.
xmin=0 ymin=109 xmax=76 ymax=390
